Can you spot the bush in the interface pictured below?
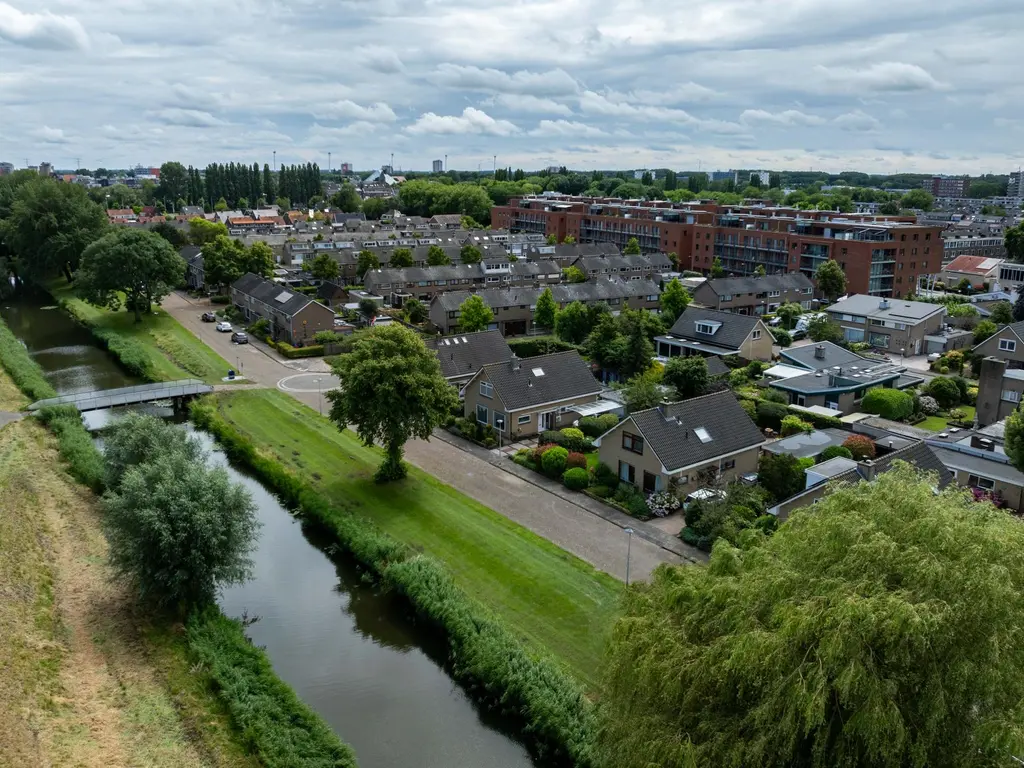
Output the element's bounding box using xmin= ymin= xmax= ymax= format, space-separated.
xmin=577 ymin=414 xmax=619 ymax=439
xmin=541 ymin=446 xmax=569 ymax=477
xmin=843 ymin=434 xmax=876 ymax=460
xmin=646 ymin=491 xmax=681 ymax=518
xmin=952 ymin=375 xmax=970 ymax=403
xmin=589 ymin=485 xmax=612 ymax=498
xmin=593 ymin=461 xmax=619 ymax=488
xmin=271 ymin=341 xmax=325 ymax=359
xmin=745 ymin=361 xmax=767 ymax=378
xmin=187 ymin=607 xmax=357 ymax=768
xmin=928 ymin=377 xmax=962 ymax=409
xmin=563 ymin=467 xmax=590 ymax=491
xmin=565 ymin=452 xmax=587 ymax=470
xmin=560 ymin=427 xmax=585 ymax=442
xmin=313 ymin=330 xmax=341 ymax=344
xmin=760 ymin=388 xmax=790 ymax=405
xmin=210 ymin=294 xmax=230 ymax=304
xmin=540 ymin=429 xmax=592 ymax=453
xmin=788 ymin=407 xmax=843 ymax=430
xmin=756 ymin=401 xmax=789 ymax=431
xmin=248 ymin=317 xmax=271 ymax=340
xmin=91 ymin=328 xmax=155 ymax=380
xmin=739 ymin=399 xmax=757 ymax=420
xmin=861 ymin=388 xmax=914 ymax=421
xmin=780 ymin=415 xmax=813 ymax=437
xmin=36 ymin=405 xmax=105 ymax=493
xmin=531 ymin=442 xmax=558 ymax=464
xmin=967 ymin=386 xmax=978 ymax=405
xmin=506 ymin=335 xmax=578 ymax=358
xmin=770 ymin=327 xmax=792 ymax=347
xmin=189 ymin=401 xmax=597 ymax=766
xmin=0 ymin=317 xmax=58 ymax=401
xmin=728 ymin=369 xmax=749 ymax=387
xmin=818 ymin=445 xmax=853 ymax=462
xmin=918 ymin=395 xmax=940 ymax=415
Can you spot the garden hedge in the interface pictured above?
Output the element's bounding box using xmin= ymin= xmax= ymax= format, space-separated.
xmin=861 ymin=388 xmax=914 ymax=421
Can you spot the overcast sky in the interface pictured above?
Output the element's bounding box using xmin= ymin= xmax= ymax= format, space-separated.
xmin=2 ymin=0 xmax=1023 ymax=174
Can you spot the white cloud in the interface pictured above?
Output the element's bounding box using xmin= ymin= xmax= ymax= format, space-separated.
xmin=407 ymin=107 xmax=519 ymax=136
xmin=313 ymin=100 xmax=397 ymax=122
xmin=353 ymin=45 xmax=404 ymax=74
xmin=431 ymin=63 xmax=580 ymax=96
xmin=485 ymin=94 xmax=574 ymax=116
xmin=834 ymin=110 xmax=882 ymax=132
xmin=147 ymin=108 xmax=228 ymax=128
xmin=740 ymin=109 xmax=826 ymax=127
xmin=0 ymin=2 xmax=88 ymax=50
xmin=38 ymin=125 xmax=69 ymax=143
xmin=529 ymin=120 xmax=605 ymax=138
xmin=816 ymin=61 xmax=948 ymax=92
xmin=308 ymin=121 xmax=380 ymax=139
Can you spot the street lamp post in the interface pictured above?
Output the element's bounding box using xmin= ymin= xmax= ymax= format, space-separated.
xmin=314 ymin=377 xmax=323 ymax=415
xmin=624 ymin=527 xmax=634 ymax=586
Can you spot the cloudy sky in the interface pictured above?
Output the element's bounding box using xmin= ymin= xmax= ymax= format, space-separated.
xmin=2 ymin=0 xmax=1022 ymax=174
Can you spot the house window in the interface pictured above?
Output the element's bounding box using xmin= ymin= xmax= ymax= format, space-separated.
xmin=476 ymin=404 xmax=489 ymax=424
xmin=720 ymin=458 xmax=736 ymax=471
xmin=622 ymin=432 xmax=644 ymax=455
xmin=752 ymin=329 xmax=761 ymax=340
xmin=517 ymin=414 xmax=531 ymax=425
xmin=968 ymin=474 xmax=995 ymax=490
xmin=493 ymin=411 xmax=506 ymax=432
xmin=999 ymin=339 xmax=1017 ymax=353
xmin=721 ymin=294 xmax=733 ymax=301
xmin=479 ymin=381 xmax=493 ymax=398
xmin=768 ymin=290 xmax=780 ymax=298
xmin=642 ymin=471 xmax=659 ymax=494
xmin=695 ymin=322 xmax=715 ymax=334
xmin=618 ymin=461 xmax=636 ymax=485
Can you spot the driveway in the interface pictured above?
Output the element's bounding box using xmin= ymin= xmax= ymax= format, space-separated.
xmin=162 ymin=292 xmax=685 ymax=581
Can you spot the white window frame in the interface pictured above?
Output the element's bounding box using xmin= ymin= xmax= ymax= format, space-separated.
xmin=695 ymin=322 xmax=715 ymax=334
xmin=476 ymin=404 xmax=489 ymax=424
xmin=752 ymin=329 xmax=761 ymax=340
xmin=517 ymin=414 xmax=531 ymax=425
xmin=968 ymin=474 xmax=995 ymax=490
xmin=999 ymin=338 xmax=1017 ymax=352
xmin=479 ymin=381 xmax=494 ymax=399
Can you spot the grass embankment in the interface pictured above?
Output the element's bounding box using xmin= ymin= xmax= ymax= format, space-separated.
xmin=194 ymin=390 xmax=605 ymax=766
xmin=0 ymin=410 xmax=261 ymax=768
xmin=48 ymin=280 xmax=235 ymax=384
xmin=204 ymin=389 xmax=620 ymax=690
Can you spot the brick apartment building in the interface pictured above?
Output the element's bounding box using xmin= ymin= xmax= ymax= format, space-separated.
xmin=492 ymin=195 xmax=944 ymax=298
xmin=924 ymin=175 xmax=970 ymax=198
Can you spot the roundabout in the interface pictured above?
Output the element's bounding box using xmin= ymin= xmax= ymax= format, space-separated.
xmin=276 ymin=372 xmax=340 ymax=393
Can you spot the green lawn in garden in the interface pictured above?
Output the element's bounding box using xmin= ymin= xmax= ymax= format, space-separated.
xmin=208 ymin=388 xmax=622 ymax=691
xmin=917 ymin=405 xmax=976 ymax=432
xmin=49 ymin=282 xmax=236 ymax=385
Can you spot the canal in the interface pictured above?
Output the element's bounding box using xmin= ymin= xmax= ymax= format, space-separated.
xmin=1 ymin=296 xmax=535 ymax=768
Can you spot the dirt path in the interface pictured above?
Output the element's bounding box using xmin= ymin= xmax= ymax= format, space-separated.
xmin=0 ymin=418 xmax=239 ymax=768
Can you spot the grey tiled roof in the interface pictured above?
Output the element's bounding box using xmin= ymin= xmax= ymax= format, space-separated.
xmin=435 ymin=278 xmax=661 ymax=312
xmin=426 ymin=330 xmax=512 ymax=380
xmin=231 ymin=272 xmax=312 ymax=317
xmin=826 ymin=294 xmax=945 ymax=323
xmin=365 ymin=260 xmax=559 ymax=287
xmin=706 ymin=357 xmax=730 ymax=377
xmin=704 ymin=272 xmax=813 ymax=296
xmin=781 ymin=341 xmax=871 ymax=371
xmin=833 ymin=440 xmax=953 ymax=488
xmin=481 ymin=351 xmax=600 ymax=410
xmin=668 ymin=306 xmax=761 ymax=351
xmin=574 ymin=253 xmax=673 ymax=273
xmin=627 ymin=391 xmax=764 ymax=472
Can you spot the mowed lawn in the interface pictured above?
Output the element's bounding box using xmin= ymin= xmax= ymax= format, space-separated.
xmin=210 ymin=388 xmax=622 ymax=690
xmin=917 ymin=405 xmax=976 ymax=432
xmin=49 ymin=281 xmax=235 ymax=385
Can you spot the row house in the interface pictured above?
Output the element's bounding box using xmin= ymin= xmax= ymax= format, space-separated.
xmin=571 ymin=252 xmax=674 ymax=281
xmin=230 ymin=273 xmax=336 ymax=345
xmin=364 ymin=260 xmax=561 ymax=305
xmin=689 ymin=272 xmax=814 ymax=315
xmin=429 ymin=277 xmax=662 ymax=336
xmin=522 ymin=242 xmax=620 ymax=266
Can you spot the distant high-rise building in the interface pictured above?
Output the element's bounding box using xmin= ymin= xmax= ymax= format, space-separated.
xmin=735 ymin=170 xmax=771 ymax=187
xmin=0 ymin=162 xmax=13 ymax=176
xmin=924 ymin=175 xmax=970 ymax=197
xmin=340 ymin=162 xmax=352 ymax=174
xmin=432 ymin=159 xmax=443 ymax=173
xmin=1008 ymin=170 xmax=1023 ymax=199
xmin=38 ymin=162 xmax=53 ymax=177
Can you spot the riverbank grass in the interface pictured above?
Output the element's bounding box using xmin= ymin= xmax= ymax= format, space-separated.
xmin=208 ymin=388 xmax=621 ymax=690
xmin=48 ymin=280 xmax=236 ymax=385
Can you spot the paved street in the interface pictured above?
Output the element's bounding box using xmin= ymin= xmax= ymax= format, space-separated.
xmin=163 ymin=292 xmax=684 ymax=581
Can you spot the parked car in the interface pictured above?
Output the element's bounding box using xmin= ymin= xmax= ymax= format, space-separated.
xmin=231 ymin=331 xmax=248 ymax=344
xmin=201 ymin=311 xmax=217 ymax=322
xmin=216 ymin=321 xmax=232 ymax=332
xmin=791 ymin=329 xmax=807 ymax=341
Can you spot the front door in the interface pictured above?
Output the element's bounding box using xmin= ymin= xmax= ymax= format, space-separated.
xmin=643 ymin=471 xmax=659 ymax=495
xmin=539 ymin=411 xmax=554 ymax=431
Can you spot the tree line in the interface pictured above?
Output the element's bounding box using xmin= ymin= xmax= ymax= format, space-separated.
xmin=155 ymin=160 xmax=322 ymax=212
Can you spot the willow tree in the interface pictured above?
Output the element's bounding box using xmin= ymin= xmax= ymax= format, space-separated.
xmin=326 ymin=325 xmax=459 ymax=482
xmin=600 ymin=464 xmax=1024 ymax=767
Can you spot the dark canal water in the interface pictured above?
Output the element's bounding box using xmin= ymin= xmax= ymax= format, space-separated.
xmin=2 ymin=295 xmax=535 ymax=768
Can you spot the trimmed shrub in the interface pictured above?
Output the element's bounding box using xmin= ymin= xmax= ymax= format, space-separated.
xmin=593 ymin=462 xmax=618 ymax=488
xmin=967 ymin=386 xmax=978 ymax=405
xmin=745 ymin=361 xmax=767 ymax=378
xmin=577 ymin=416 xmax=604 ymax=438
xmin=565 ymin=452 xmax=587 ymax=470
xmin=560 ymin=427 xmax=585 ymax=442
xmin=541 ymin=446 xmax=569 ymax=477
xmin=788 ymin=407 xmax=843 ymax=430
xmin=271 ymin=341 xmax=325 ymax=359
xmin=760 ymin=388 xmax=790 ymax=405
xmin=780 ymin=415 xmax=813 ymax=437
xmin=210 ymin=294 xmax=230 ymax=304
xmin=797 ymin=457 xmax=815 ymax=471
xmin=563 ymin=467 xmax=590 ymax=491
xmin=918 ymin=395 xmax=940 ymax=415
xmin=843 ymin=434 xmax=876 ymax=460
xmin=818 ymin=445 xmax=853 ymax=463
xmin=313 ymin=330 xmax=341 ymax=344
xmin=928 ymin=377 xmax=962 ymax=409
xmin=756 ymin=401 xmax=789 ymax=431
xmin=770 ymin=328 xmax=792 ymax=347
xmin=540 ymin=429 xmax=592 ymax=453
xmin=861 ymin=388 xmax=914 ymax=421
xmin=739 ymin=398 xmax=757 ymax=420
xmin=506 ymin=336 xmax=578 ymax=358
xmin=531 ymin=442 xmax=558 ymax=464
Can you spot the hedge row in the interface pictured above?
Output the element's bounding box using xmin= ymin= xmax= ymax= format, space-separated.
xmin=186 ymin=607 xmax=358 ymax=768
xmin=270 ymin=341 xmax=325 ymax=359
xmin=35 ymin=404 xmax=105 ymax=493
xmin=190 ymin=399 xmax=598 ymax=768
xmin=0 ymin=317 xmax=57 ymax=401
xmin=506 ymin=336 xmax=579 ymax=358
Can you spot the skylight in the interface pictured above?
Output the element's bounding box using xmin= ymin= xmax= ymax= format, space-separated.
xmin=694 ymin=427 xmax=712 ymax=443
xmin=532 ymin=367 xmax=545 ymax=377
xmin=274 ymin=290 xmax=291 ymax=303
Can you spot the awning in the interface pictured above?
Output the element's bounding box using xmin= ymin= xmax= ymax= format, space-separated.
xmin=570 ymin=399 xmax=623 ymax=418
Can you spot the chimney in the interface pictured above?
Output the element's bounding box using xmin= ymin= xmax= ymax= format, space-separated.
xmin=511 ymin=353 xmax=521 ymax=371
xmin=814 ymin=344 xmax=826 ymax=360
xmin=970 ymin=435 xmax=996 ymax=452
xmin=879 ymin=298 xmax=890 ymax=310
xmin=858 ymin=459 xmax=876 ymax=482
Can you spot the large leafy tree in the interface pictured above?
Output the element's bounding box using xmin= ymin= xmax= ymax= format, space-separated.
xmin=460 ymin=243 xmax=482 ymax=264
xmin=75 ymin=228 xmax=185 ymax=321
xmin=457 ymin=294 xmax=493 ymax=332
xmin=189 ymin=217 xmax=229 ymax=246
xmin=554 ymin=300 xmax=592 ymax=344
xmin=616 ymin=309 xmax=655 ymax=378
xmin=330 ymin=183 xmax=362 ymax=213
xmin=3 ymin=176 xmax=108 ymax=282
xmin=623 ymin=237 xmax=641 ymax=255
xmin=356 ymin=249 xmax=380 ymax=277
xmin=327 ymin=325 xmax=459 ymax=482
xmin=202 ymin=234 xmax=246 ymax=290
xmin=1006 ymin=223 xmax=1024 ymax=264
xmin=663 ymin=355 xmax=708 ymax=400
xmin=660 ymin=277 xmax=689 ymax=324
xmin=426 ymin=245 xmax=451 ymax=266
xmin=775 ymin=301 xmax=803 ymax=329
xmin=390 ymin=247 xmax=413 ymax=268
xmin=149 ymin=220 xmax=189 ymax=248
xmin=808 ymin=314 xmax=845 ymax=343
xmin=533 ymin=286 xmax=557 ymax=331
xmin=814 ymin=258 xmax=847 ymax=303
xmin=310 ymin=252 xmax=340 ymax=281
xmin=243 ymin=241 xmax=275 ymax=278
xmin=157 ymin=161 xmax=189 ymax=208
xmin=601 ymin=464 xmax=1024 ymax=767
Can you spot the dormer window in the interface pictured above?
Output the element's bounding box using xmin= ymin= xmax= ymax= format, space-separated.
xmin=695 ymin=321 xmax=721 ymax=335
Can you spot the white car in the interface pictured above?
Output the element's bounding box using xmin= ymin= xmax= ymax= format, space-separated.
xmin=215 ymin=321 xmax=232 ymax=332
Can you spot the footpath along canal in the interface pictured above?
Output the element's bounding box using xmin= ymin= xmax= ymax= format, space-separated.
xmin=1 ymin=295 xmax=535 ymax=768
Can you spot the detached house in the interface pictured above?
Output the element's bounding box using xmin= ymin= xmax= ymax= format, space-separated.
xmin=426 ymin=330 xmax=513 ymax=388
xmin=654 ymin=306 xmax=773 ymax=362
xmin=594 ymin=391 xmax=765 ymax=496
xmin=825 ymin=294 xmax=946 ymax=355
xmin=462 ymin=351 xmax=601 ymax=438
xmin=230 ymin=273 xmax=336 ymax=346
